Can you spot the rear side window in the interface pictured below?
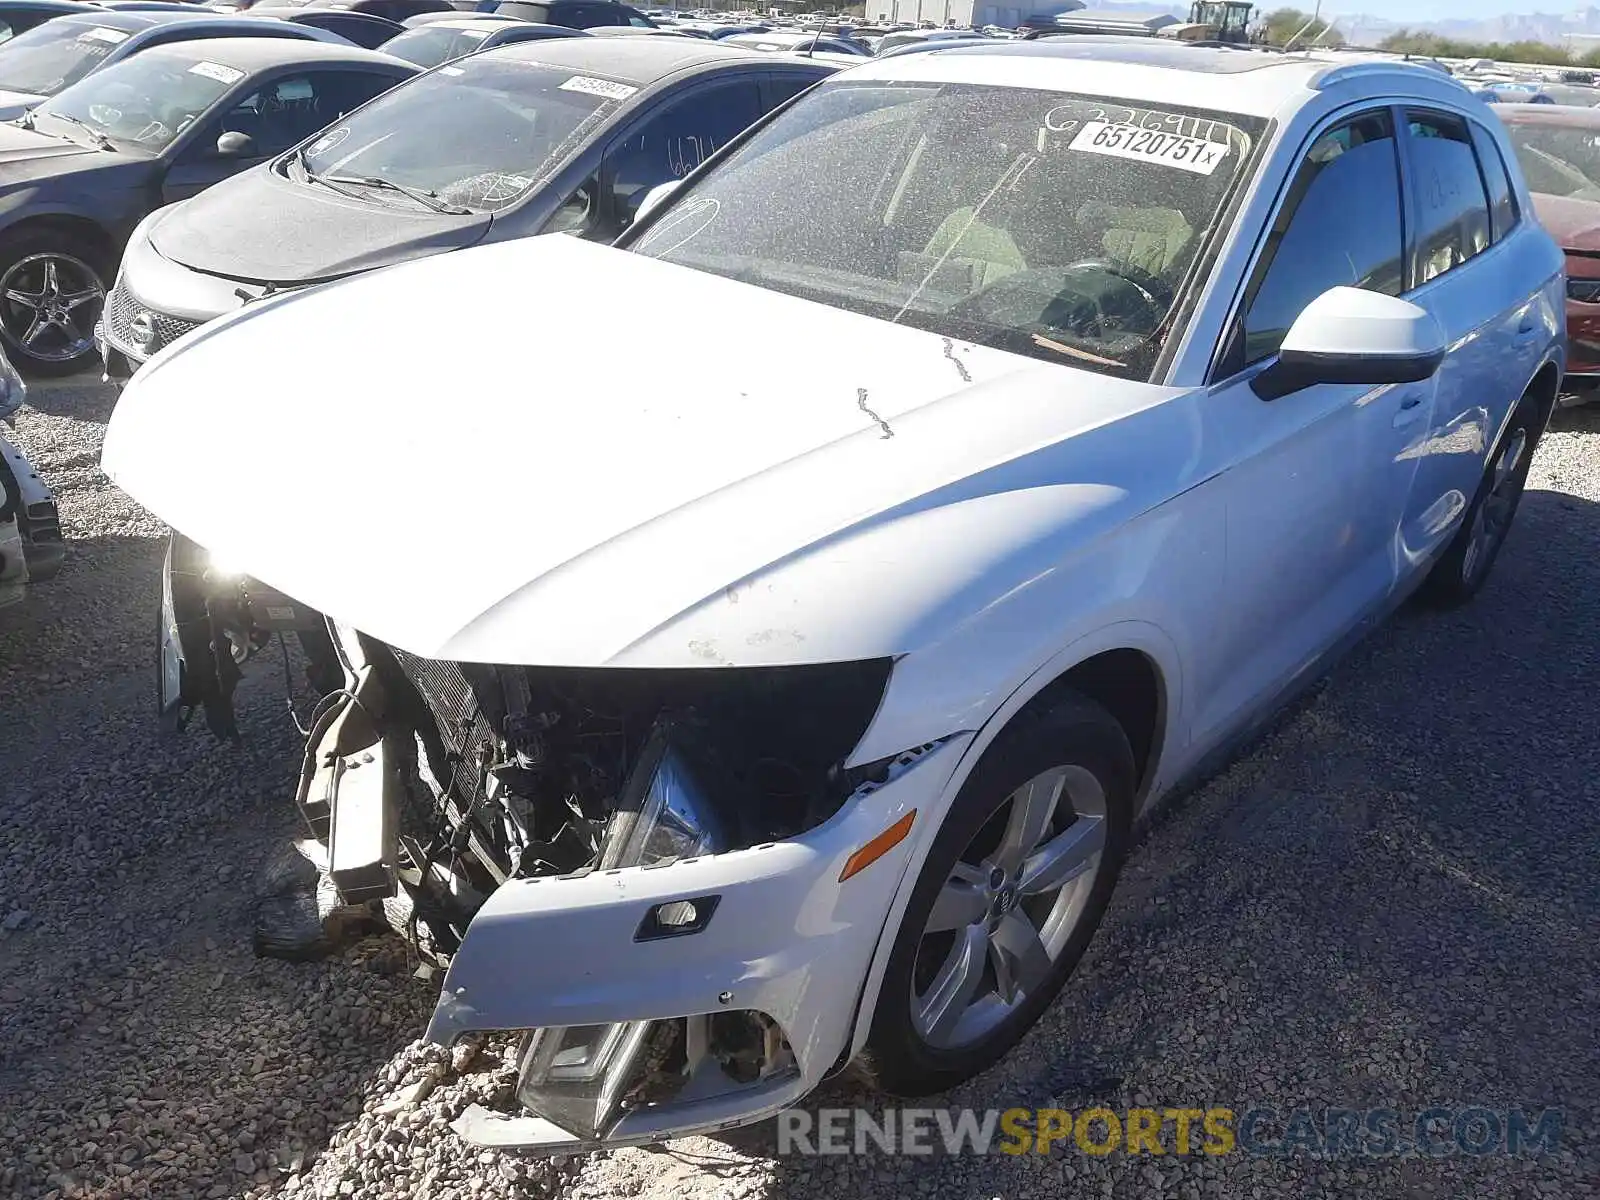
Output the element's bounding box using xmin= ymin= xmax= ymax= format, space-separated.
xmin=1469 ymin=120 xmax=1518 ymax=242
xmin=564 ymin=4 xmax=626 ymax=27
xmin=1404 ymin=111 xmax=1492 ymax=286
xmin=762 ymin=72 xmax=817 ymax=110
xmin=495 ymin=3 xmax=549 ymax=21
xmin=1239 ymin=110 xmax=1405 ymax=365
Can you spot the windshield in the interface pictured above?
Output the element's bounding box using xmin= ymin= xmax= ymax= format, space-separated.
xmin=634 ymin=81 xmax=1263 ymax=379
xmin=0 ymin=20 xmax=132 ymax=97
xmin=1505 ymin=118 xmax=1600 ymax=201
xmin=30 ymin=50 xmax=236 ymax=150
xmin=297 ymin=56 xmax=631 ymax=212
xmin=383 ymin=25 xmax=495 ymax=68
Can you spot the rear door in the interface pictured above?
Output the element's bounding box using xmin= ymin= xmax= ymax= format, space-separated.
xmin=1391 ymin=108 xmax=1547 ymax=570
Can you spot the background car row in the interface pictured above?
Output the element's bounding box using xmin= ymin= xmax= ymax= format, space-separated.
xmin=0 ymin=0 xmax=834 ymax=373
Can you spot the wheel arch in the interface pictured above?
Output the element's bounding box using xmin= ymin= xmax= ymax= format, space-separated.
xmin=1526 ymin=355 xmax=1562 ymax=433
xmin=840 ymin=622 xmax=1182 ymax=1067
xmin=0 ymin=213 xmax=119 ymax=271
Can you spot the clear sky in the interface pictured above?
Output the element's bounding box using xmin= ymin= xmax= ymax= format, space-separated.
xmin=1324 ymin=0 xmax=1587 ymax=18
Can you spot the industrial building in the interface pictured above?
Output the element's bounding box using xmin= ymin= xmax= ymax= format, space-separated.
xmin=869 ymin=0 xmax=1084 ymax=30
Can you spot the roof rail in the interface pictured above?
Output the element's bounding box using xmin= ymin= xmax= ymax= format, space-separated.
xmin=1312 ymin=58 xmax=1472 ymax=93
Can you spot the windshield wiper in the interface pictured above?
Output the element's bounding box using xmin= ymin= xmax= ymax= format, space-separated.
xmin=317 ymin=169 xmax=469 ymax=215
xmin=36 ymin=111 xmax=113 ymax=151
xmin=295 ymin=152 xmax=370 ymax=202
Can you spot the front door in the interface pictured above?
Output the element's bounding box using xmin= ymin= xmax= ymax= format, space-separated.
xmin=163 ymin=71 xmax=400 ymax=205
xmin=1190 ymin=108 xmax=1435 ymax=745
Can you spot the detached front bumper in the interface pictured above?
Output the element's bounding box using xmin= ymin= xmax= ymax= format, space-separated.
xmin=0 ymin=428 xmax=63 ymax=602
xmin=422 ymin=733 xmax=970 ymax=1151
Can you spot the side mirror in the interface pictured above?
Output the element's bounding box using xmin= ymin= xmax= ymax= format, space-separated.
xmin=1252 ymin=286 xmax=1446 ymax=402
xmin=634 ymin=179 xmax=680 ymax=224
xmin=215 ymin=130 xmax=255 ymax=159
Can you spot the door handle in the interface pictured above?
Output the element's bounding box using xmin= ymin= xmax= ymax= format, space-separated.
xmin=1393 ymin=390 xmax=1427 ymax=429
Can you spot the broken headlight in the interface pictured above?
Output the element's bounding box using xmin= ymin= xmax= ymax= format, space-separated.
xmin=515 ymin=729 xmax=727 ymax=1138
xmin=597 ymin=723 xmax=725 ymax=868
xmin=514 ymin=1022 xmax=658 ymax=1140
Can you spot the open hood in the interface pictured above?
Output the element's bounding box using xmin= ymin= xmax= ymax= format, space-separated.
xmin=104 ymin=235 xmax=1171 ymax=668
xmin=1530 ymin=191 xmax=1600 ymax=252
xmin=149 ymin=162 xmax=490 ymax=285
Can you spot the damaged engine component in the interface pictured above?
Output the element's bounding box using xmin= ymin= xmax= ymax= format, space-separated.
xmin=161 ymin=531 xmax=343 ymax=738
xmin=308 ymin=630 xmax=891 ymax=959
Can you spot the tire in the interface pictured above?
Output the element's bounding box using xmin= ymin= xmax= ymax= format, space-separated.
xmin=858 ymin=693 xmax=1136 ymax=1096
xmin=1416 ymin=389 xmax=1541 ymax=609
xmin=0 ymin=227 xmax=110 ymax=377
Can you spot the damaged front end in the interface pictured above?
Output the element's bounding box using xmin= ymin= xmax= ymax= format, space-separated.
xmin=286 ymin=623 xmax=959 ymax=1148
xmin=1 ymin=351 xmax=63 ymax=604
xmin=0 ymin=434 xmax=64 ymax=607
xmin=160 ymin=532 xmax=342 ymax=736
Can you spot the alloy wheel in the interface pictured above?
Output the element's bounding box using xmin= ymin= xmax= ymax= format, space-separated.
xmin=1461 ymin=425 xmax=1529 ymax=586
xmin=910 ymin=765 xmax=1107 ymax=1050
xmin=0 ymin=252 xmax=105 ymax=365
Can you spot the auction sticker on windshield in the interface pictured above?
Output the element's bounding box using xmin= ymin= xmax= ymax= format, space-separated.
xmin=558 ymin=75 xmax=637 ymax=101
xmin=1070 ymin=121 xmax=1229 ymax=175
xmin=189 ymin=61 xmax=245 ymax=85
xmin=81 ymin=26 xmax=129 ymax=43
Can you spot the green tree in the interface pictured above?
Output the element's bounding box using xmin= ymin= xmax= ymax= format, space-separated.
xmin=1378 ymin=28 xmax=1576 ymax=66
xmin=1259 ymin=7 xmax=1345 ymax=47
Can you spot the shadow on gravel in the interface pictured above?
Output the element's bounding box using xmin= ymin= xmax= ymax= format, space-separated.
xmin=13 ymin=372 xmax=121 ymax=421
xmin=1550 ymin=396 xmax=1600 ymax=436
xmin=691 ymin=487 xmax=1600 ymax=1199
xmin=0 ymin=534 xmax=164 ymax=693
xmin=0 ymin=659 xmax=440 ymax=1198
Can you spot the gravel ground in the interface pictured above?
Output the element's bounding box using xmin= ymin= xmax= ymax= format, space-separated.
xmin=1 ymin=377 xmax=1596 ymax=1200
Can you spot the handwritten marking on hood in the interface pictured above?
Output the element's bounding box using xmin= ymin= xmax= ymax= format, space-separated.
xmin=856 ymin=388 xmax=894 ymax=440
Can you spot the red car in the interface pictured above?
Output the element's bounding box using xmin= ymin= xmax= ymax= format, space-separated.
xmin=1498 ymin=102 xmax=1600 ymax=386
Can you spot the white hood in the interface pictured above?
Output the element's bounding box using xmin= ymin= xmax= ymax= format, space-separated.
xmin=104 ymin=235 xmax=1173 ymax=667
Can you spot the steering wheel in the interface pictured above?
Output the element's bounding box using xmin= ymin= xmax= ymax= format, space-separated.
xmin=1061 ymin=259 xmax=1174 ymax=311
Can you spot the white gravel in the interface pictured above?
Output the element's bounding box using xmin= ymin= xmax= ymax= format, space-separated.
xmin=1 ymin=378 xmax=1596 ymax=1200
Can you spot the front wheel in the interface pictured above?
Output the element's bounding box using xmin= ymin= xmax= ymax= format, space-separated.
xmin=858 ymin=694 xmax=1135 ymax=1096
xmin=1417 ymin=390 xmax=1541 ymax=609
xmin=0 ymin=229 xmax=108 ymax=377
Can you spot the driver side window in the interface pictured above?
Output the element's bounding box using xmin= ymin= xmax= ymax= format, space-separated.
xmin=601 ymin=81 xmax=762 ymax=230
xmin=1235 ymin=110 xmax=1405 ymax=368
xmin=200 ymin=73 xmax=390 ymax=161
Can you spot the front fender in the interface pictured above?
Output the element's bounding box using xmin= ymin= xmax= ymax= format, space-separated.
xmin=424 ymin=736 xmax=972 ymax=1094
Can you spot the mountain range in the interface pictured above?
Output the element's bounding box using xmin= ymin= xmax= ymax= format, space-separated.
xmin=1087 ymin=3 xmax=1600 ymax=46
xmin=1334 ymin=6 xmax=1600 ymax=46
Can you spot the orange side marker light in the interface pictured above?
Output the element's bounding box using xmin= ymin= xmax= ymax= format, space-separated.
xmin=839 ymin=810 xmax=917 ymax=882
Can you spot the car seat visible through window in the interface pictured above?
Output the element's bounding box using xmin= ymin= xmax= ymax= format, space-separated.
xmin=1077 ymin=202 xmax=1193 ymax=279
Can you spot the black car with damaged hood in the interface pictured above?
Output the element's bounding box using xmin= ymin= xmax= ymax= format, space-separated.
xmin=99 ymin=36 xmax=832 ymax=375
xmin=0 ymin=37 xmax=415 ymax=373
